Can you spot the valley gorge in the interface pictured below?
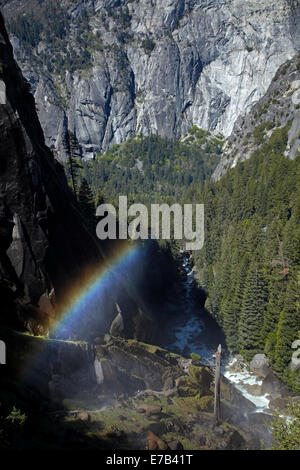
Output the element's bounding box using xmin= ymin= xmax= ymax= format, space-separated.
xmin=0 ymin=0 xmax=300 ymax=453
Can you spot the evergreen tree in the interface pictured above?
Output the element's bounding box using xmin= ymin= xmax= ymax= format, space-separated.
xmin=78 ymin=179 xmax=96 ymax=234
xmin=274 ymin=272 xmax=300 ymax=387
xmin=263 ymin=278 xmax=286 ymax=364
xmin=95 ymin=190 xmax=105 ymax=208
xmin=222 ymin=291 xmax=239 ymax=353
xmin=238 ymin=261 xmax=268 ymax=360
xmin=62 ymin=128 xmax=82 ymax=200
xmin=223 ymin=255 xmax=248 ymax=353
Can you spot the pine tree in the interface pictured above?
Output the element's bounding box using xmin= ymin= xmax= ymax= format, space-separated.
xmin=263 ymin=278 xmax=286 ymax=364
xmin=78 ymin=179 xmax=96 ymax=234
xmin=223 ymin=255 xmax=248 ymax=353
xmin=274 ymin=272 xmax=300 ymax=384
xmin=62 ymin=128 xmax=82 ymax=200
xmin=238 ymin=261 xmax=268 ymax=360
xmin=222 ymin=291 xmax=239 ymax=353
xmin=95 ymin=190 xmax=105 ymax=208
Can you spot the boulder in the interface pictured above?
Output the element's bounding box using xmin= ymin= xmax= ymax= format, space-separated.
xmin=109 ymin=305 xmax=124 ymax=337
xmin=226 ymin=356 xmax=245 ymax=373
xmin=93 ymin=336 xmax=105 ymax=345
xmin=168 ymin=440 xmax=184 ymax=450
xmin=38 ymin=293 xmax=56 ymax=320
xmin=147 ymin=432 xmax=167 ymax=451
xmin=76 ymin=412 xmax=90 ymax=422
xmin=225 ymin=430 xmax=247 ymax=450
xmin=104 ymin=334 xmax=112 ymax=343
xmin=250 ymin=354 xmax=270 ymax=378
xmin=268 ymin=397 xmax=287 ymax=413
xmin=215 ymin=426 xmax=225 ymax=436
xmin=244 ymin=383 xmax=263 ymax=396
xmin=175 ymin=376 xmax=187 ymax=388
xmin=261 ymin=371 xmax=289 ymax=398
xmin=135 ymin=404 xmax=162 ymax=417
xmin=163 ymin=376 xmax=174 ymax=391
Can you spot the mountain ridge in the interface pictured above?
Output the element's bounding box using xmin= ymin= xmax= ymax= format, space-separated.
xmin=2 ymin=0 xmax=300 ymax=159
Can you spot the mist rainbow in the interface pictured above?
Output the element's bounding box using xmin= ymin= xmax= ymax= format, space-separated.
xmin=51 ymin=241 xmax=140 ymax=338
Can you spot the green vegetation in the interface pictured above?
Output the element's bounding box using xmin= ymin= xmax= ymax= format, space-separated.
xmin=8 ymin=3 xmax=69 ymax=47
xmin=64 ymin=119 xmax=299 ymax=394
xmin=9 ymin=14 xmax=43 ymax=47
xmin=190 ymin=352 xmax=202 ymax=365
xmin=141 ymin=37 xmax=155 ymax=54
xmin=253 ymin=121 xmax=275 ymax=145
xmin=8 ymin=5 xmax=92 ymax=75
xmin=0 ymin=406 xmax=27 ymax=449
xmin=193 ymin=123 xmax=300 ymax=391
xmin=0 ymin=331 xmax=247 ymax=450
xmin=74 ymin=129 xmax=222 ymax=209
xmin=271 ymin=399 xmax=300 ymax=449
xmin=62 ymin=129 xmax=83 ymax=200
xmin=78 ymin=178 xmax=97 ymax=233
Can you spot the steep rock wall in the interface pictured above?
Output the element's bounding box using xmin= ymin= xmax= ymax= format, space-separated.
xmin=2 ymin=0 xmax=300 ymax=158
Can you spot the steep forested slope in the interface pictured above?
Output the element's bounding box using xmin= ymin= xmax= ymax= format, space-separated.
xmin=62 ymin=53 xmax=300 ymax=393
xmin=193 ymin=119 xmax=300 ymax=392
xmin=73 ymin=127 xmax=223 ymax=207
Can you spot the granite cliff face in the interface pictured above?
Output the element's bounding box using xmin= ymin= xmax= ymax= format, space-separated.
xmin=0 ymin=11 xmax=178 ymax=338
xmin=213 ymin=53 xmax=300 ymax=180
xmin=0 ymin=11 xmax=106 ymax=332
xmin=2 ymin=0 xmax=300 ymax=159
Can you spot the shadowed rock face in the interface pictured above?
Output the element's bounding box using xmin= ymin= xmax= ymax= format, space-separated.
xmin=0 ymin=12 xmax=105 ymax=329
xmin=0 ymin=13 xmax=179 ymax=338
xmin=2 ymin=0 xmax=300 ymax=158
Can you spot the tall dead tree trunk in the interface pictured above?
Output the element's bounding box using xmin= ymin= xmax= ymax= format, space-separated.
xmin=214 ymin=344 xmax=221 ymax=424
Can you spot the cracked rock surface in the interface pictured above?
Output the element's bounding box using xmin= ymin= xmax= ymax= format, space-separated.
xmin=2 ymin=0 xmax=300 ymax=158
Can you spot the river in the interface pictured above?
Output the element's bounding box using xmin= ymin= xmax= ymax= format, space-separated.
xmin=162 ymin=252 xmax=271 ymax=413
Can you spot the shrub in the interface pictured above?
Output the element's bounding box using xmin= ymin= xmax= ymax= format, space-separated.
xmin=190 ymin=352 xmax=201 ymax=364
xmin=142 ymin=38 xmax=155 ymax=54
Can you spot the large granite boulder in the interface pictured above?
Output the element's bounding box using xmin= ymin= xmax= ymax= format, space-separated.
xmin=250 ymin=354 xmax=270 ymax=378
xmin=261 ymin=370 xmax=290 ymax=399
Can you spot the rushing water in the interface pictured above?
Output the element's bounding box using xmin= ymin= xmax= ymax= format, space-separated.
xmin=163 ymin=253 xmax=271 ymax=412
xmin=224 ymin=358 xmax=270 ymax=411
xmin=162 ymin=252 xmax=226 ymax=364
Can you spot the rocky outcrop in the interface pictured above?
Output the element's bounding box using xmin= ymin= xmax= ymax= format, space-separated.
xmin=109 ymin=305 xmax=125 ymax=337
xmin=213 ymin=53 xmax=300 ymax=180
xmin=0 ymin=12 xmax=179 ymax=340
xmin=0 ymin=11 xmax=107 ymax=332
xmin=2 ymin=0 xmax=300 ymax=158
xmin=250 ymin=354 xmax=270 ymax=378
xmin=261 ymin=370 xmax=290 ymax=399
xmin=1 ymin=327 xmax=269 ymax=449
